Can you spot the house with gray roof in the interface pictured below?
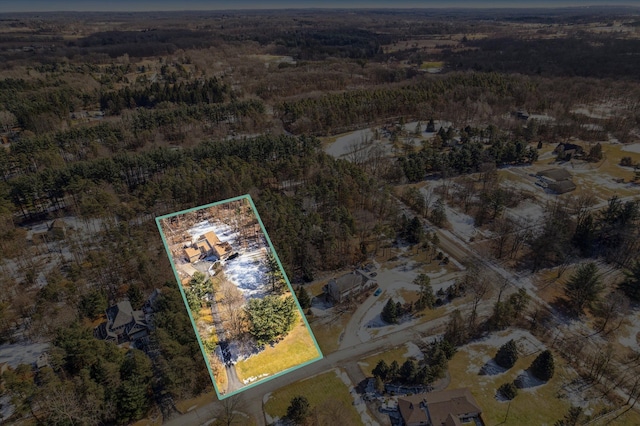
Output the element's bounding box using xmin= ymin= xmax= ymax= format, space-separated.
xmin=324 ymin=269 xmax=377 ymax=303
xmin=94 ymin=300 xmax=148 ymax=345
xmin=536 ymin=168 xmax=576 ymax=194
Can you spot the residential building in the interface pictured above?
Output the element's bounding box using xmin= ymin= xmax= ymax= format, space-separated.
xmin=536 ymin=168 xmax=576 ymax=194
xmin=94 ymin=300 xmax=148 ymax=345
xmin=193 ymin=231 xmax=233 ymax=261
xmin=324 ymin=269 xmax=377 ymax=303
xmin=184 ymin=246 xmax=201 ymax=263
xmin=397 ymin=388 xmax=483 ymax=426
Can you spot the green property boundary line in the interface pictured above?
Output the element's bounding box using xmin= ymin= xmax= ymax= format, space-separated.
xmin=155 ymin=194 xmax=323 ymax=400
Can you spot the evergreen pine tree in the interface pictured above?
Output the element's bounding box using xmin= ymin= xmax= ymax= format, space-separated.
xmin=495 ymin=339 xmax=519 ymax=369
xmin=531 ymin=350 xmax=555 ymax=381
xmin=619 ymin=261 xmax=640 ymax=301
xmin=389 ymin=360 xmax=400 ymax=381
xmin=296 ymin=285 xmax=311 ymax=309
xmin=381 ymin=298 xmax=398 ymax=324
xmin=372 ymin=360 xmax=389 ymax=381
xmin=286 ymin=395 xmax=311 ymax=425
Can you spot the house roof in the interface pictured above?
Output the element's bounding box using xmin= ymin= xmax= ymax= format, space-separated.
xmin=106 ymin=301 xmax=141 ymax=329
xmin=185 ymin=247 xmax=200 ymax=259
xmin=202 ymin=231 xmax=221 ymax=247
xmin=424 ymin=388 xmax=482 ymax=426
xmin=199 ymin=231 xmax=232 ymax=258
xmin=444 ymin=413 xmax=462 ymax=426
xmin=331 ymin=272 xmax=363 ymax=294
xmin=549 ymin=180 xmax=577 ymax=194
xmin=537 ymin=168 xmax=572 ymax=182
xmin=397 ymin=395 xmax=429 ymax=425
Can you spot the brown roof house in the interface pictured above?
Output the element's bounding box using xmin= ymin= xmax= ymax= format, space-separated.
xmin=194 ymin=231 xmax=233 ymax=261
xmin=184 ymin=246 xmax=201 ymax=263
xmin=397 ymin=388 xmax=483 ymax=426
xmin=324 ymin=269 xmax=377 ymax=303
xmin=94 ymin=301 xmax=148 ymax=345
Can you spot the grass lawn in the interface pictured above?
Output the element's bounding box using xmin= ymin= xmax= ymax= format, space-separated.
xmin=264 ymin=369 xmax=362 ymax=425
xmin=398 ymin=288 xmax=420 ymax=304
xmin=416 ymin=305 xmax=450 ymax=324
xmin=308 ymin=314 xmax=350 ymax=355
xmin=234 ymin=318 xmax=321 ymax=382
xmin=174 ymin=391 xmax=216 ymax=414
xmin=359 ymin=344 xmax=416 ymax=376
xmin=447 ymin=345 xmax=573 ymax=425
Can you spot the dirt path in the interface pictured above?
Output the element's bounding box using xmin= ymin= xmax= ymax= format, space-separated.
xmin=224 ymin=364 xmax=243 ymax=394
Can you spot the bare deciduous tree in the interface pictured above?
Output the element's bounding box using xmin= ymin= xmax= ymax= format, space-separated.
xmin=210 ymin=394 xmax=247 ymax=426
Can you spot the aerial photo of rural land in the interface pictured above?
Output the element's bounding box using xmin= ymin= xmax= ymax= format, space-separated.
xmin=156 ymin=196 xmax=322 ymax=398
xmin=2 ymin=0 xmax=640 ymax=425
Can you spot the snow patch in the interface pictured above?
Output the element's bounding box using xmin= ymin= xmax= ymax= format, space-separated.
xmin=326 ymin=129 xmax=375 ymax=158
xmin=0 ymin=342 xmax=49 ymax=368
xmin=506 ymin=200 xmax=545 ymax=223
xmin=479 ymin=358 xmax=508 ymax=376
xmin=514 ymin=369 xmax=547 ymax=389
xmin=621 ymin=143 xmax=640 ymax=154
xmin=336 ymin=369 xmax=376 ymax=426
xmin=444 ymin=206 xmax=476 ymax=242
xmin=243 ymin=373 xmax=269 ymax=384
xmin=404 ymin=341 xmax=424 ymax=360
xmin=0 ymin=394 xmax=15 ymax=422
xmin=188 ymin=220 xmax=271 ymax=298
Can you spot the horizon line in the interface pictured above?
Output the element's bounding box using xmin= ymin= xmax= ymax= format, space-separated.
xmin=1 ymin=5 xmax=639 ymax=14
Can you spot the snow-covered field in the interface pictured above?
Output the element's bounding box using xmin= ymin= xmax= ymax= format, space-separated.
xmin=571 ymin=104 xmax=617 ymax=119
xmin=505 ymin=200 xmax=545 ymax=223
xmin=0 ymin=342 xmax=49 ymax=368
xmin=223 ymin=248 xmax=270 ymax=298
xmin=444 ymin=205 xmax=477 ymax=241
xmin=325 ymin=129 xmax=376 ymax=158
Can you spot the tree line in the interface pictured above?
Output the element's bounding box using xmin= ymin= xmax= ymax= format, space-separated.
xmin=100 ymin=77 xmax=230 ymax=114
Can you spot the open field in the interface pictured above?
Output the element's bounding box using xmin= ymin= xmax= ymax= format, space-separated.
xmin=263 ymin=369 xmax=363 ymax=425
xmin=447 ymin=338 xmax=572 ymax=425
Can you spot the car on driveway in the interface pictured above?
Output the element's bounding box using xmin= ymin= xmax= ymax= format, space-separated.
xmin=373 ymin=288 xmax=382 ymax=296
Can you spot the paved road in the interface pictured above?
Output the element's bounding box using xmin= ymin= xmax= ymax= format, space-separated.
xmin=165 ymin=310 xmax=454 ymax=426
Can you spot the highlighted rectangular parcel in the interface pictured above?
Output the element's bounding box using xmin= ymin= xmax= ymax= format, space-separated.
xmin=156 ymin=195 xmax=322 ymax=399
